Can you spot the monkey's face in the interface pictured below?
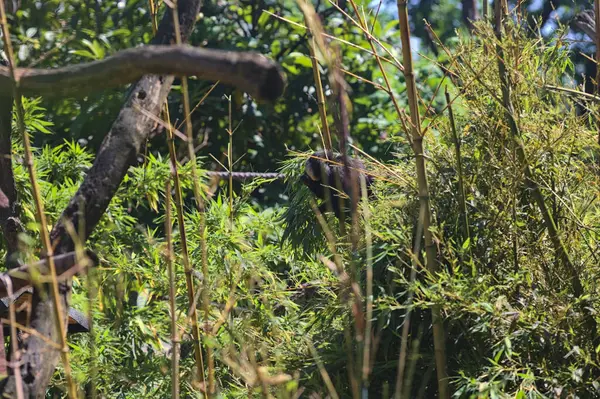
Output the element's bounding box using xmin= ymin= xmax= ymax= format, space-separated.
xmin=305 ymin=158 xmax=327 ymax=182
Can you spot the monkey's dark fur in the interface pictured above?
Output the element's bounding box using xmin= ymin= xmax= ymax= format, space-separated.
xmin=301 ymin=150 xmax=373 ymax=218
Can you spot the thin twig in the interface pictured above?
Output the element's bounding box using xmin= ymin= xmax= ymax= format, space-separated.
xmin=595 ymin=0 xmax=600 ymax=146
xmin=360 ymin=172 xmax=374 ymax=385
xmin=263 ymin=10 xmax=401 ymax=69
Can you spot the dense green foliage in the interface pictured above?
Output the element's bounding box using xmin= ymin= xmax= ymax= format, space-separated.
xmin=1 ymin=1 xmax=600 ymax=398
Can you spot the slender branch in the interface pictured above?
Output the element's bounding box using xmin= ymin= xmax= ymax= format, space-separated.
xmin=444 ymin=88 xmax=472 ymax=271
xmin=164 ymin=180 xmax=180 ymax=399
xmin=307 ymin=32 xmax=332 ymax=150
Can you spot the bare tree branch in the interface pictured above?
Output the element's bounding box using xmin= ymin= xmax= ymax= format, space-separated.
xmin=0 ymin=45 xmax=286 ymax=102
xmin=0 ymin=251 xmax=97 ymax=299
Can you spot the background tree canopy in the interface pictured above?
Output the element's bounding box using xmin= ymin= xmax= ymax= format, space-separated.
xmin=1 ymin=0 xmax=600 ymax=398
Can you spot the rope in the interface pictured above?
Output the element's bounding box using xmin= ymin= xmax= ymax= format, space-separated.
xmin=204 ymin=171 xmax=285 ymax=180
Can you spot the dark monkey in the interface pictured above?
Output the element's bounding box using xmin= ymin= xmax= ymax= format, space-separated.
xmin=301 ymin=150 xmax=373 ymax=218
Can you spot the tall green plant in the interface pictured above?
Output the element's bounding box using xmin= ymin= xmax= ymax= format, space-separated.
xmin=396 ymin=2 xmax=449 ymax=398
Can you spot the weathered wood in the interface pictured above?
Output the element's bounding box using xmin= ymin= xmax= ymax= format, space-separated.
xmin=0 ymin=251 xmax=97 ymax=298
xmin=0 ymin=45 xmax=285 ymax=102
xmin=0 ymin=289 xmax=91 ymax=335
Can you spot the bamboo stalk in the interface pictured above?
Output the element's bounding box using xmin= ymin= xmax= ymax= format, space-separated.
xmin=402 ymin=323 xmax=424 ymax=399
xmin=444 ymin=88 xmax=472 ymax=272
xmin=511 ymin=144 xmax=519 ymax=274
xmin=396 ymin=2 xmax=449 ymax=398
xmin=483 ymin=0 xmax=488 ymax=20
xmin=394 ymin=210 xmax=423 ymax=399
xmin=595 ymin=0 xmax=600 ymax=146
xmin=83 ymin=208 xmax=98 ymax=399
xmin=0 ymin=275 xmax=23 ymax=399
xmin=308 ymin=33 xmax=333 ymax=150
xmin=360 ymin=174 xmax=374 ymax=387
xmin=331 ymin=0 xmax=448 ymax=394
xmin=165 ymin=180 xmax=181 ymax=399
xmin=228 ymin=95 xmax=234 ymax=227
xmin=148 ymin=10 xmax=181 ymax=396
xmin=493 ymin=0 xmax=597 ymax=340
xmin=170 ymin=1 xmax=214 ymax=392
xmin=165 ymin=107 xmax=207 ymax=388
xmin=0 ymin=3 xmax=77 ymax=398
xmin=307 ymin=340 xmax=340 ymax=399
xmin=146 ymin=2 xmax=205 ymax=390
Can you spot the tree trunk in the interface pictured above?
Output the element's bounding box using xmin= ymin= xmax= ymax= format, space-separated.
xmin=462 ymin=0 xmax=479 ymax=31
